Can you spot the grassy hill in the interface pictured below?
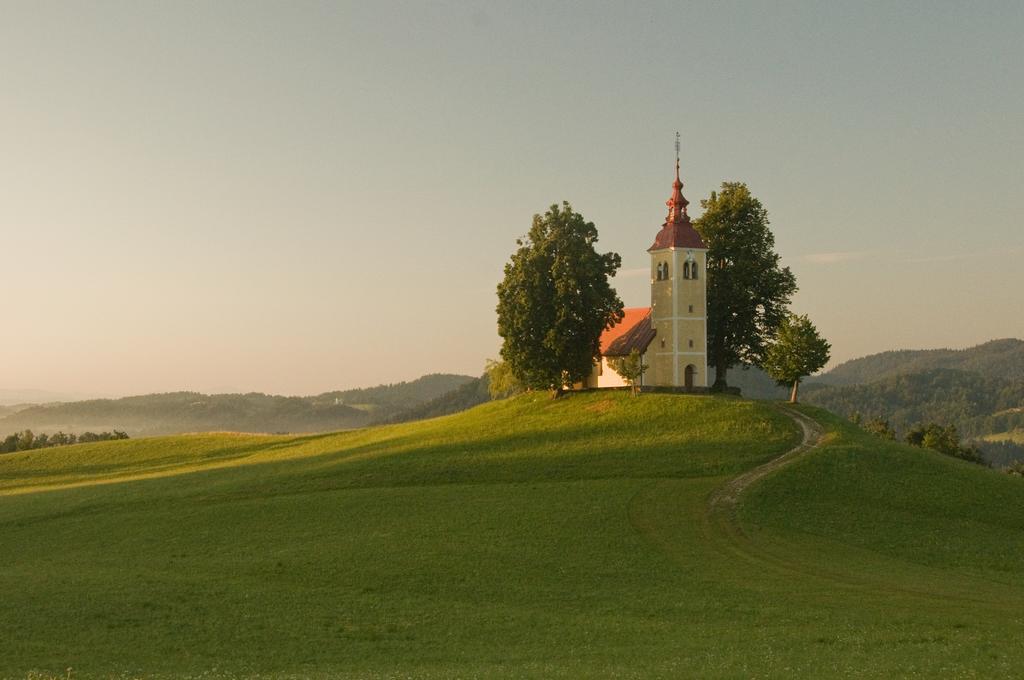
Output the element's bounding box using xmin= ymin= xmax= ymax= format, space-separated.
xmin=2 ymin=393 xmax=1024 ymax=677
xmin=0 ymin=374 xmax=474 ymax=437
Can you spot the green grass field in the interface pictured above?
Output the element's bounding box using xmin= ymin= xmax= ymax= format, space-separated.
xmin=2 ymin=392 xmax=1024 ymax=678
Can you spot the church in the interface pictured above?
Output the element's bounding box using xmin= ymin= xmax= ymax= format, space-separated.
xmin=583 ymin=154 xmax=708 ymax=390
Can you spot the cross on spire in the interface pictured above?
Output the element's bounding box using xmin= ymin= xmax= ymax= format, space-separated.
xmin=666 ymin=132 xmax=689 ymax=222
xmin=649 ymin=132 xmax=707 ymax=252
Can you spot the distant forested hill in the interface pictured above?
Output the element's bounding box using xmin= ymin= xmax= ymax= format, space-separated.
xmin=387 ymin=375 xmax=491 ymax=423
xmin=0 ymin=389 xmax=99 ymax=405
xmin=725 ymin=339 xmax=1024 ymax=463
xmin=803 ymin=368 xmax=1024 ymax=437
xmin=315 ymin=373 xmax=474 ymax=416
xmin=797 ymin=339 xmax=1024 ymax=464
xmin=816 ymin=339 xmax=1024 ymax=386
xmin=723 ymin=365 xmax=790 ymax=400
xmin=0 ymin=405 xmax=30 ymax=419
xmin=0 ymin=374 xmax=475 ymax=436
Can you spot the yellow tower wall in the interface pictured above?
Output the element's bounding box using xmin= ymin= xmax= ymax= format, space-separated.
xmin=648 ymin=247 xmax=708 ymax=388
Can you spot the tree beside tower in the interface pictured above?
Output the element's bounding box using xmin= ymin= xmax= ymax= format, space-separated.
xmin=496 ymin=202 xmax=623 ymax=397
xmin=693 ymin=182 xmax=798 ymax=390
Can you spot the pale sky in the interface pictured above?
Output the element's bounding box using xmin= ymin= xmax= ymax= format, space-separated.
xmin=2 ymin=1 xmax=1022 ymax=397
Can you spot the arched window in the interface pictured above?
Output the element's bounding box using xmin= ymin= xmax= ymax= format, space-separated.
xmin=683 ymin=262 xmax=691 ymax=279
xmin=691 ymin=262 xmax=698 ymax=280
xmin=655 ymin=263 xmax=663 ymax=280
xmin=662 ymin=261 xmax=669 ymax=279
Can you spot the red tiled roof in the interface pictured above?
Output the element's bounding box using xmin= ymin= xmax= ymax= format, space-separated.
xmin=606 ymin=315 xmax=656 ymax=357
xmin=600 ymin=307 xmax=656 ymax=356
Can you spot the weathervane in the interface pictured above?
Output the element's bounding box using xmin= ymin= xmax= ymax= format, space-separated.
xmin=675 ymin=131 xmax=680 ymax=163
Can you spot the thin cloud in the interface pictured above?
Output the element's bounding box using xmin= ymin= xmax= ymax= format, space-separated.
xmin=901 ymin=246 xmax=1023 ymax=264
xmin=616 ymin=267 xmax=650 ymax=278
xmin=901 ymin=253 xmax=961 ymax=264
xmin=800 ymin=251 xmax=866 ymax=264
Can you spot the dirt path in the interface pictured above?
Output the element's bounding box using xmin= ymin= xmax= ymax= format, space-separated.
xmin=697 ymin=404 xmax=830 ymax=580
xmin=698 ymin=406 xmax=1007 ymax=606
xmin=634 ymin=404 xmax=1020 ymax=609
xmin=707 ymin=404 xmax=823 ymax=513
xmin=628 ymin=404 xmax=828 ymax=581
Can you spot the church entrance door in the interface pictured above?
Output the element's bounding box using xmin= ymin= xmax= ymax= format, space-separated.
xmin=684 ymin=365 xmax=695 ymax=389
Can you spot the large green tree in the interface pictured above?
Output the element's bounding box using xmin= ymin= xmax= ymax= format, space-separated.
xmin=496 ymin=202 xmax=623 ymax=396
xmin=762 ymin=313 xmax=831 ymax=403
xmin=694 ymin=183 xmax=797 ymax=389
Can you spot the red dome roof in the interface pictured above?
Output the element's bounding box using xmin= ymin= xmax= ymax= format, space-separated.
xmin=649 ymin=160 xmax=706 ymax=252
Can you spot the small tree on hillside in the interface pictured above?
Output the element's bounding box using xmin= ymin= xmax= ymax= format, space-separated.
xmin=485 ymin=359 xmax=523 ymax=399
xmin=762 ymin=314 xmax=831 ymax=403
xmin=608 ymin=349 xmax=647 ymax=397
xmin=496 ymin=202 xmax=623 ymax=397
xmin=862 ymin=417 xmax=897 ymax=441
xmin=905 ymin=423 xmax=987 ymax=466
xmin=693 ymin=183 xmax=797 ymax=390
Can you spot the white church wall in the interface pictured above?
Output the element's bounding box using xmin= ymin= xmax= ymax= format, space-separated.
xmin=595 ymin=357 xmax=629 ymax=389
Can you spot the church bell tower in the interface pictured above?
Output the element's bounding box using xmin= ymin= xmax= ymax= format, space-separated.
xmin=647 ymin=136 xmax=708 ymax=388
